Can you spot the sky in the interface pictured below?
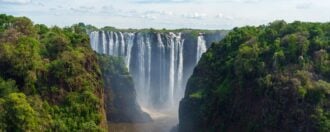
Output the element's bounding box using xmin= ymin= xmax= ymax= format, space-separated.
xmin=0 ymin=0 xmax=329 ymax=29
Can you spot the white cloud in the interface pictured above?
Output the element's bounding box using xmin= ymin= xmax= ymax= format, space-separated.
xmin=242 ymin=0 xmax=262 ymax=3
xmin=142 ymin=10 xmax=174 ymax=17
xmin=141 ymin=14 xmax=157 ymax=20
xmin=296 ymin=3 xmax=312 ymax=9
xmin=0 ymin=0 xmax=31 ymax=4
xmin=215 ymin=13 xmax=224 ymax=18
xmin=36 ymin=2 xmax=44 ymax=6
xmin=70 ymin=6 xmax=95 ymax=13
xmin=134 ymin=0 xmax=194 ymax=4
xmin=182 ymin=12 xmax=207 ymax=19
xmin=1 ymin=0 xmax=330 ymax=29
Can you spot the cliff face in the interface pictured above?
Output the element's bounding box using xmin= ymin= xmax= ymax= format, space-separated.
xmin=98 ymin=55 xmax=152 ymax=123
xmin=90 ymin=30 xmax=227 ymax=109
xmin=179 ymin=21 xmax=330 ymax=132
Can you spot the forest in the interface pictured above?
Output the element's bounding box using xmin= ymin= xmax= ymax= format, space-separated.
xmin=179 ymin=20 xmax=330 ymax=132
xmin=0 ymin=14 xmax=106 ymax=131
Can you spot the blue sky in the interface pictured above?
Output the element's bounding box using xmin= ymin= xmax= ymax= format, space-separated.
xmin=0 ymin=0 xmax=329 ymax=29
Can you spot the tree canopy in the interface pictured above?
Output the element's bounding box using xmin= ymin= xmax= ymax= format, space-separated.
xmin=0 ymin=14 xmax=106 ymax=131
xmin=180 ymin=21 xmax=330 ymax=132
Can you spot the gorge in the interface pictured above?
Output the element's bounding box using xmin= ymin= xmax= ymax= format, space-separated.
xmin=89 ymin=30 xmax=227 ymax=112
xmin=0 ymin=14 xmax=329 ymax=132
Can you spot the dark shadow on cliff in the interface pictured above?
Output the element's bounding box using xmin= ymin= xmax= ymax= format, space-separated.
xmin=98 ymin=54 xmax=152 ymax=123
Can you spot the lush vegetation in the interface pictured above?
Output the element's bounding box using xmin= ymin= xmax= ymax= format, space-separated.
xmin=179 ymin=21 xmax=330 ymax=132
xmin=99 ymin=26 xmax=227 ymax=35
xmin=0 ymin=14 xmax=106 ymax=131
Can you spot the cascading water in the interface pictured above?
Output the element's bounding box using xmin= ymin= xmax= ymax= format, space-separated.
xmin=90 ymin=30 xmax=225 ymax=112
xmin=196 ymin=35 xmax=207 ymax=63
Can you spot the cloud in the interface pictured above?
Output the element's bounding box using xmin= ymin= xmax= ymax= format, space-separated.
xmin=182 ymin=12 xmax=207 ymax=19
xmin=100 ymin=5 xmax=121 ymax=16
xmin=296 ymin=3 xmax=312 ymax=9
xmin=133 ymin=0 xmax=263 ymax=4
xmin=98 ymin=7 xmax=172 ymax=20
xmin=143 ymin=10 xmax=174 ymax=16
xmin=99 ymin=6 xmax=141 ymax=18
xmin=133 ymin=0 xmax=194 ymax=4
xmin=214 ymin=13 xmax=237 ymax=21
xmin=36 ymin=2 xmax=44 ymax=6
xmin=215 ymin=13 xmax=224 ymax=18
xmin=49 ymin=8 xmax=56 ymax=11
xmin=141 ymin=14 xmax=157 ymax=20
xmin=1 ymin=0 xmax=329 ymax=30
xmin=70 ymin=6 xmax=95 ymax=13
xmin=242 ymin=0 xmax=262 ymax=3
xmin=101 ymin=5 xmax=115 ymax=11
xmin=0 ymin=0 xmax=31 ymax=4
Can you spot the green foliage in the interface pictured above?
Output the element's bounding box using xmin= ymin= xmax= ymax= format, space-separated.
xmin=0 ymin=14 xmax=105 ymax=131
xmin=214 ymin=78 xmax=231 ymax=102
xmin=1 ymin=93 xmax=38 ymax=131
xmin=181 ymin=21 xmax=330 ymax=132
xmin=98 ymin=55 xmax=127 ymax=75
xmin=0 ymin=78 xmax=17 ymax=97
xmin=12 ymin=17 xmax=37 ymax=37
xmin=100 ymin=25 xmax=228 ymax=35
xmin=189 ymin=90 xmax=203 ymax=99
xmin=49 ymin=91 xmax=102 ymax=131
xmin=0 ymin=36 xmax=43 ymax=94
xmin=0 ymin=14 xmax=14 ymax=32
xmin=43 ymin=31 xmax=70 ymax=59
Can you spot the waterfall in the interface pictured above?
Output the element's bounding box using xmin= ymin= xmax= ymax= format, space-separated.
xmin=119 ymin=32 xmax=125 ymax=56
xmin=136 ymin=33 xmax=146 ymax=105
xmin=108 ymin=32 xmax=113 ymax=55
xmin=114 ymin=32 xmax=119 ymax=56
xmin=157 ymin=33 xmax=166 ymax=106
xmin=145 ymin=35 xmax=152 ymax=107
xmin=168 ymin=32 xmax=176 ymax=106
xmin=196 ymin=35 xmax=207 ymax=64
xmin=176 ymin=35 xmax=184 ymax=101
xmin=102 ymin=31 xmax=106 ymax=54
xmin=90 ymin=31 xmax=98 ymax=51
xmin=90 ymin=30 xmax=223 ymax=110
xmin=124 ymin=32 xmax=135 ymax=71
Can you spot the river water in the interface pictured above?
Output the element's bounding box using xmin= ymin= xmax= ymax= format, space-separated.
xmin=109 ymin=108 xmax=178 ymax=132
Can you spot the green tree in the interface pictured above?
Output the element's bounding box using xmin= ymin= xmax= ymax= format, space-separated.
xmin=0 ymin=78 xmax=17 ymax=97
xmin=12 ymin=17 xmax=37 ymax=37
xmin=1 ymin=93 xmax=39 ymax=131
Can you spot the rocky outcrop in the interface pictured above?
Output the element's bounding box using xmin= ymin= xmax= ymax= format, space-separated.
xmin=98 ymin=55 xmax=152 ymax=123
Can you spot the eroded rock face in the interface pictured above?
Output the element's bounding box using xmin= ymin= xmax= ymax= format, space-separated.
xmin=98 ymin=55 xmax=152 ymax=123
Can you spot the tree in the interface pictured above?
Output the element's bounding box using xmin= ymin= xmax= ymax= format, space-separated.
xmin=12 ymin=37 xmax=43 ymax=93
xmin=0 ymin=78 xmax=17 ymax=97
xmin=0 ymin=14 xmax=14 ymax=32
xmin=1 ymin=93 xmax=38 ymax=131
xmin=43 ymin=32 xmax=70 ymax=59
xmin=12 ymin=17 xmax=36 ymax=37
